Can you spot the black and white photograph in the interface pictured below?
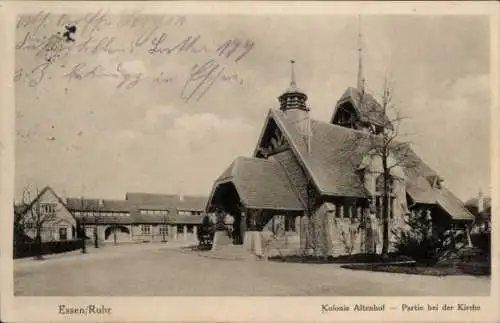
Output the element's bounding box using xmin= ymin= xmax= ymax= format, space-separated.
xmin=1 ymin=1 xmax=498 ymax=321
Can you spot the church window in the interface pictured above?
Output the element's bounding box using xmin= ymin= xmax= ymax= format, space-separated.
xmin=335 ymin=204 xmax=341 ymax=218
xmin=375 ymin=174 xmax=395 ymax=195
xmin=284 ymin=216 xmax=296 ymax=232
xmin=343 ymin=205 xmax=350 ymax=218
xmin=351 ymin=205 xmax=358 ymax=219
xmin=389 ymin=198 xmax=394 ymax=219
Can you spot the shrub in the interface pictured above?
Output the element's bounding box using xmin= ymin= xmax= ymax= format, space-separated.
xmin=392 ymin=211 xmax=463 ymax=265
xmin=392 ymin=230 xmax=441 ymax=265
xmin=197 ymin=215 xmax=215 ymax=244
xmin=470 ymin=232 xmax=490 ymax=253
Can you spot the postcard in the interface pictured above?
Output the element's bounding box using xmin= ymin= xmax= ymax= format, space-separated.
xmin=0 ymin=1 xmax=498 ymax=322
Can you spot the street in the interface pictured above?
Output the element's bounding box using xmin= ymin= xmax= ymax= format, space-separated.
xmin=14 ymin=244 xmax=491 ymax=296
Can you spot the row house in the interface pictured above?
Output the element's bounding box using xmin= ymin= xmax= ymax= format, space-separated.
xmin=65 ymin=192 xmax=209 ymax=244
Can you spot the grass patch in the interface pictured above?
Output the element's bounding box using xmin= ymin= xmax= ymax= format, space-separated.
xmin=184 ymin=244 xmax=213 ymax=252
xmin=342 ymin=261 xmax=490 ymax=276
xmin=268 ymin=253 xmax=413 ymax=264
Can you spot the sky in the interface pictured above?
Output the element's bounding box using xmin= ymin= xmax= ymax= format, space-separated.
xmin=14 ymin=12 xmax=491 ymax=202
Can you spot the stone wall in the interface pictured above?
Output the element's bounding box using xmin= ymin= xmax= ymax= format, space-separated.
xmin=309 ymin=203 xmax=406 ymax=257
xmin=261 ymin=202 xmax=407 ymax=257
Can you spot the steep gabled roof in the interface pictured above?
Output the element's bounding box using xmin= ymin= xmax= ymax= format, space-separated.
xmin=16 ymin=186 xmax=75 ymax=219
xmin=436 ymin=188 xmax=475 ymax=221
xmin=66 ymin=198 xmax=132 ymax=212
xmin=67 ymin=193 xmax=207 ymax=225
xmin=178 ymin=196 xmax=208 ymax=211
xmin=250 ymin=109 xmax=472 ymax=221
xmin=210 ymin=156 xmax=304 ymax=211
xmin=331 ymin=87 xmax=393 ymax=129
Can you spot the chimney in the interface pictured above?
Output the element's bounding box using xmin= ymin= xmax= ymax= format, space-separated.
xmin=179 ymin=191 xmax=184 ymax=202
xmin=98 ymin=199 xmax=104 ymax=208
xmin=478 ymin=190 xmax=484 ymax=213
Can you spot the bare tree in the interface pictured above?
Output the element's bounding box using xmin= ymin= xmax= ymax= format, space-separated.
xmin=355 ymin=80 xmax=416 ymax=259
xmin=80 ymin=196 xmax=87 ymax=254
xmin=14 ymin=202 xmax=27 ymax=238
xmin=21 ymin=186 xmax=57 ymax=260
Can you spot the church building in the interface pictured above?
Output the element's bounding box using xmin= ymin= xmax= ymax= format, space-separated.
xmin=206 ymin=38 xmax=474 ymax=257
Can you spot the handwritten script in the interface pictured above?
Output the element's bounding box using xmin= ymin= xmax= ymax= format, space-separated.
xmin=15 ymin=10 xmax=255 ymax=102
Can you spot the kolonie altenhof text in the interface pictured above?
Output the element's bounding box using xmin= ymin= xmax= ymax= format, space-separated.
xmin=322 ymin=304 xmax=385 ymax=314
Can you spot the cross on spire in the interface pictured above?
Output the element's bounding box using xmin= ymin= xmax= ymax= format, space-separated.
xmin=290 ymin=59 xmax=297 ymax=88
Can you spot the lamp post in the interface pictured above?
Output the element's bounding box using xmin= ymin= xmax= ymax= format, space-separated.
xmin=113 ymin=221 xmax=118 ymax=245
xmin=93 ymin=202 xmax=100 ymax=248
xmin=94 ymin=215 xmax=99 ymax=248
xmin=80 ymin=196 xmax=87 ymax=254
xmin=161 ymin=211 xmax=168 ymax=242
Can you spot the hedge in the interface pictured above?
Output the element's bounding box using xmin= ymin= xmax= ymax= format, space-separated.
xmin=14 ymin=239 xmax=84 ymax=259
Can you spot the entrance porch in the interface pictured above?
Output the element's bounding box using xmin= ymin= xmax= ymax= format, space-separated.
xmin=207 ymin=180 xmax=304 ymax=255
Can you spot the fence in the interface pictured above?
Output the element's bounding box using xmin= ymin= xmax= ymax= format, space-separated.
xmin=13 ymin=239 xmax=84 ymax=259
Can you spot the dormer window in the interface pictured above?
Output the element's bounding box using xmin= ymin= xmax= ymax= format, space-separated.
xmin=426 ymin=175 xmax=444 ymax=189
xmin=331 ymin=88 xmax=391 ymax=135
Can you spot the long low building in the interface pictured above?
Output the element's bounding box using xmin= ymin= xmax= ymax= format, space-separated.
xmin=65 ymin=192 xmax=210 ymax=244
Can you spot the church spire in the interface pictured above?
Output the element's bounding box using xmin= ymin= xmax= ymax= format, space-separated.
xmin=357 ymin=15 xmax=365 ymax=93
xmin=278 ymin=59 xmax=309 ymax=112
xmin=278 ymin=60 xmax=312 ymax=153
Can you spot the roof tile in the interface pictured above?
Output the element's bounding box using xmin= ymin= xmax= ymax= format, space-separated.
xmin=213 ymin=156 xmax=304 ymax=210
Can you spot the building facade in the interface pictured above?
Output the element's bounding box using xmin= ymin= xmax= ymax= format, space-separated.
xmin=65 ymin=193 xmax=209 ymax=244
xmin=465 ymin=190 xmax=491 ymax=233
xmin=206 ymin=61 xmax=474 ymax=258
xmin=14 ymin=187 xmax=77 ymax=242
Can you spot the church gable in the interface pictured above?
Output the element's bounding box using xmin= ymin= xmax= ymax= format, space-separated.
xmin=331 ymin=87 xmax=392 ymax=134
xmin=254 ymin=112 xmax=291 ymax=159
xmin=331 ymin=99 xmax=360 ymax=130
xmin=252 ymin=110 xmax=312 ymax=208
